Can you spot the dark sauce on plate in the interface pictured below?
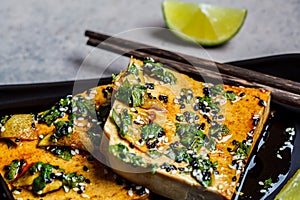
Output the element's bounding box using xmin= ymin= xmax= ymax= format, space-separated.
xmin=233 ymin=104 xmax=296 ymax=200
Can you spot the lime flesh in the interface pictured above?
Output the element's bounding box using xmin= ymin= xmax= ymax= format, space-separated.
xmin=162 ymin=1 xmax=247 ymax=46
xmin=275 ymin=169 xmax=300 ymax=200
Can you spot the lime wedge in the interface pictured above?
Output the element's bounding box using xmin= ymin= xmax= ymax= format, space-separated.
xmin=275 ymin=169 xmax=300 ymax=200
xmin=162 ymin=1 xmax=247 ymax=46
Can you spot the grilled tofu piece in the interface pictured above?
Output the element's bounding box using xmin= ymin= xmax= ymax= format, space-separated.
xmin=0 ymin=140 xmax=150 ymax=199
xmin=103 ymin=57 xmax=271 ymax=199
xmin=0 ymin=84 xmax=113 ymax=151
xmin=0 ymin=84 xmax=150 ymax=199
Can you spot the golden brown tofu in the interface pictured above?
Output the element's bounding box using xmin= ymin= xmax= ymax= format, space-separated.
xmin=0 ymin=84 xmax=149 ymax=200
xmin=104 ymin=57 xmax=271 ymax=200
xmin=0 ymin=140 xmax=149 ymax=199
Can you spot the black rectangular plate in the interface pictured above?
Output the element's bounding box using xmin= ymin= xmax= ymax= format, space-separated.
xmin=0 ymin=54 xmax=299 ymax=200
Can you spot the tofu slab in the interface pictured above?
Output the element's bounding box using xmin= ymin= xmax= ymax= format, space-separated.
xmin=103 ymin=57 xmax=271 ymax=199
xmin=0 ymin=84 xmax=149 ymax=199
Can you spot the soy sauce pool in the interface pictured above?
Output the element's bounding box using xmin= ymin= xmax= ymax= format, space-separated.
xmin=233 ymin=103 xmax=297 ymax=200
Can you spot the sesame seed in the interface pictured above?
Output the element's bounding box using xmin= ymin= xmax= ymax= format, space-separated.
xmin=258 ymin=181 xmax=264 ymax=185
xmin=77 ymin=123 xmax=84 ymax=127
xmin=83 ymin=166 xmax=89 ymax=172
xmin=81 ymin=193 xmax=90 ymax=198
xmin=258 ymin=100 xmax=267 ymax=107
xmin=68 ymin=127 xmax=73 ymax=133
xmin=13 ymin=190 xmax=21 ymax=195
xmin=232 ymin=176 xmax=237 ymax=181
xmin=178 ymin=167 xmax=185 ymax=171
xmin=253 ymin=118 xmax=260 ymax=126
xmin=260 ymin=189 xmax=267 ymax=193
xmin=55 ymin=172 xmax=63 ymax=177
xmin=136 ymin=186 xmax=142 ymax=190
xmin=71 ymin=150 xmax=76 ymax=155
xmin=164 ymin=137 xmax=169 ymax=143
xmin=145 ymin=188 xmax=150 ymax=194
xmin=228 ymin=164 xmax=236 ymax=169
xmin=37 ymin=190 xmax=43 ymax=195
xmin=1 ymin=126 xmax=6 ymax=132
xmin=218 ymin=184 xmax=223 ymax=190
xmin=128 ymin=189 xmax=133 ymax=197
xmin=226 ymin=189 xmax=231 ymax=195
xmin=239 ymin=92 xmax=246 ymax=97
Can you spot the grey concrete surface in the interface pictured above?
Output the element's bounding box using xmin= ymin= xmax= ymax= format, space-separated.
xmin=0 ymin=0 xmax=299 ymax=84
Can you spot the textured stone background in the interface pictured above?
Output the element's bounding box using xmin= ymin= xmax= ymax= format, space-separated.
xmin=0 ymin=0 xmax=299 ymax=84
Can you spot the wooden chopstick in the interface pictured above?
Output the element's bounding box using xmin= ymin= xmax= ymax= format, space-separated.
xmin=85 ymin=30 xmax=300 ymax=96
xmin=85 ymin=31 xmax=300 ymax=107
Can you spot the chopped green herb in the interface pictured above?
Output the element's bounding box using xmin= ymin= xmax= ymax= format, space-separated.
xmin=176 ymin=114 xmax=184 ymax=122
xmin=164 ymin=71 xmax=177 ymax=85
xmin=52 ymin=120 xmax=73 ymax=141
xmin=164 ymin=141 xmax=217 ymax=187
xmin=181 ymin=88 xmax=193 ymax=104
xmin=140 ymin=123 xmax=163 ymax=141
xmin=112 ymin=109 xmax=132 ymax=138
xmin=150 ymin=164 xmax=159 ymax=174
xmin=197 ymin=96 xmax=219 ymax=112
xmin=143 ymin=61 xmax=176 ymax=85
xmin=211 ymin=84 xmax=237 ymax=101
xmin=211 ymin=84 xmax=223 ymax=95
xmin=4 ymin=159 xmax=25 ymax=182
xmin=233 ymin=140 xmax=251 ymax=159
xmin=165 ymin=146 xmax=190 ymax=163
xmin=143 ymin=58 xmax=155 ymax=64
xmin=62 ymin=172 xmax=85 ymax=191
xmin=209 ymin=123 xmax=230 ymax=139
xmin=131 ymin=84 xmax=147 ymax=107
xmin=1 ymin=115 xmax=11 ymax=126
xmin=109 ymin=143 xmax=146 ymax=167
xmin=191 ymin=158 xmax=218 ymax=187
xmin=203 ymin=137 xmax=216 ymax=151
xmin=112 ymin=73 xmax=120 ymax=82
xmin=224 ymin=91 xmax=236 ymax=101
xmin=128 ymin=63 xmax=139 ymax=76
xmin=46 ymin=146 xmax=74 ymax=161
xmin=30 ymin=162 xmax=57 ymax=192
xmin=114 ymin=79 xmax=132 ymax=105
xmin=73 ymin=95 xmax=96 ymax=118
xmin=37 ymin=96 xmax=73 ymax=126
xmin=146 ymin=150 xmax=162 ymax=159
xmin=262 ymin=178 xmax=273 ymax=189
xmin=114 ymin=79 xmax=146 ymax=107
xmin=176 ymin=123 xmax=205 ymax=148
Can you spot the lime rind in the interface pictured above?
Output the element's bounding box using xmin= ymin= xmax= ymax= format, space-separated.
xmin=162 ymin=1 xmax=247 ymax=46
